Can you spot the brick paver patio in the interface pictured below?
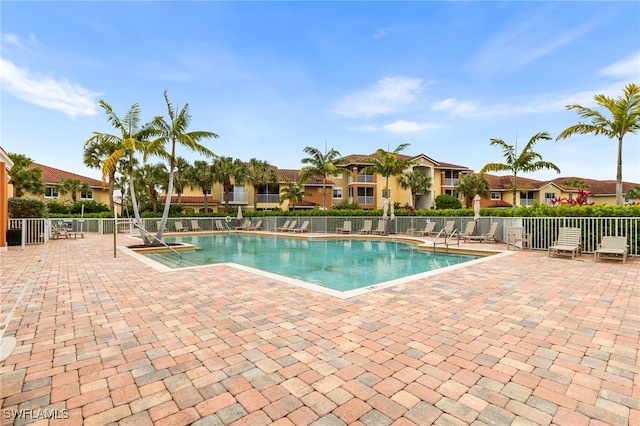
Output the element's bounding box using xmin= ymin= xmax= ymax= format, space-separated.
xmin=1 ymin=233 xmax=638 ymax=425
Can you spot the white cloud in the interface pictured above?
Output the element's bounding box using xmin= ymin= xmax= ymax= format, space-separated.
xmin=599 ymin=52 xmax=640 ymax=79
xmin=0 ymin=58 xmax=99 ymax=117
xmin=333 ymin=76 xmax=423 ymax=118
xmin=383 ymin=120 xmax=440 ymax=133
xmin=431 ymin=98 xmax=478 ymax=116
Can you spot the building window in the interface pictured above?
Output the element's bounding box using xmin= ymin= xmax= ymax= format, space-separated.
xmin=444 ymin=170 xmax=460 ymax=186
xmin=45 ymin=186 xmax=59 ymax=198
xmin=544 ymin=192 xmax=555 ymax=205
xmin=357 ymin=187 xmax=374 ymax=205
xmin=490 ymin=192 xmax=501 ymax=200
xmin=229 ymin=185 xmax=247 ymax=203
xmin=520 ymin=191 xmax=535 ymax=206
xmin=257 ymin=184 xmax=279 ymax=203
xmin=333 ymin=188 xmax=343 ymax=199
xmin=81 ymin=189 xmax=93 ymax=200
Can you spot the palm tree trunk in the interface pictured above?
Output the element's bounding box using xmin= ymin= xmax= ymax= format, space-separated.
xmin=157 ymin=169 xmax=174 ymax=240
xmin=129 ymin=170 xmax=151 ymax=245
xmin=616 ymin=136 xmax=623 ymax=205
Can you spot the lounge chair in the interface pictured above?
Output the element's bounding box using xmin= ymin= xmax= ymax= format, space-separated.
xmin=190 ymin=220 xmax=201 ymax=231
xmin=459 ymin=221 xmax=476 ymax=239
xmin=411 ymin=221 xmax=436 ymax=237
xmin=215 ymin=220 xmax=226 ymax=231
xmin=594 ymin=236 xmax=628 ymax=263
xmin=371 ymin=220 xmax=387 ymax=235
xmin=358 ymin=220 xmax=373 ymax=234
xmin=156 ymin=220 xmax=166 ymax=232
xmin=548 ymin=227 xmax=581 ymax=259
xmin=51 ymin=222 xmax=69 ymax=239
xmin=336 ymin=221 xmax=352 ymax=234
xmin=246 ymin=220 xmax=263 ymax=231
xmin=234 ymin=219 xmax=252 ymax=230
xmin=275 ymin=220 xmax=292 ymax=232
xmin=174 ymin=222 xmax=187 ymax=232
xmin=464 ymin=222 xmax=499 ymax=243
xmin=283 ymin=220 xmax=298 ymax=232
xmin=506 ymin=226 xmax=531 ymax=250
xmin=291 ymin=221 xmax=310 ymax=233
xmin=441 ymin=221 xmax=455 ymax=236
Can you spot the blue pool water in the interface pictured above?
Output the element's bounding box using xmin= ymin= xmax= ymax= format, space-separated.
xmin=143 ymin=234 xmax=482 ymax=292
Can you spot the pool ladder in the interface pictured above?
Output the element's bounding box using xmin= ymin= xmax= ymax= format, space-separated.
xmin=433 ymin=228 xmax=459 ymax=253
xmin=133 ymin=222 xmax=182 ymax=260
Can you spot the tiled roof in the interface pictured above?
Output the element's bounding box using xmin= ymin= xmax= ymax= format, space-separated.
xmin=159 ymin=196 xmax=220 ymax=205
xmin=277 ymin=169 xmax=334 ymax=186
xmin=32 ymin=163 xmax=106 ymax=188
xmin=481 ymin=173 xmax=639 ymax=196
xmin=341 ymin=152 xmax=470 ymax=171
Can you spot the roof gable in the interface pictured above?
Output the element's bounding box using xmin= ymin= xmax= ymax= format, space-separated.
xmin=32 ymin=163 xmax=106 ymax=188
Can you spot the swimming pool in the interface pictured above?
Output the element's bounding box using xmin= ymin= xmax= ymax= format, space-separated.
xmin=139 ymin=234 xmax=485 ymax=294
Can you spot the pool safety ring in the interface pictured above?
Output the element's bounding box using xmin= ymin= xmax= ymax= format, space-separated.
xmin=225 ymin=216 xmax=232 ymax=223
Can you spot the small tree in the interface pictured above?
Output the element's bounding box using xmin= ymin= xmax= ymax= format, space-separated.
xmin=9 ymin=197 xmax=48 ymax=218
xmin=360 ymin=143 xmax=413 ymax=199
xmin=300 ymin=146 xmax=352 ymax=209
xmin=58 ymin=178 xmax=90 ymax=203
xmin=397 ymin=169 xmax=432 ymax=208
xmin=435 ymin=194 xmax=462 ymax=210
xmin=8 ymin=153 xmax=45 ymax=197
xmin=455 ymin=174 xmax=490 ymax=208
xmin=279 ymin=182 xmax=310 ymax=209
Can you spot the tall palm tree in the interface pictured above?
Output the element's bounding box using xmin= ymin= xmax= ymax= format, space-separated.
xmin=212 ymin=156 xmax=247 ymax=212
xmin=148 ymin=90 xmax=218 ymax=239
xmin=245 ymin=158 xmax=278 ymax=210
xmin=360 ymin=143 xmax=413 ymax=200
xmin=58 ymin=178 xmax=90 ymax=203
xmin=279 ymin=182 xmax=310 ymax=209
xmin=299 ymin=145 xmax=352 ymax=210
xmin=189 ymin=160 xmax=216 ymax=212
xmin=7 ymin=153 xmax=45 ymax=197
xmin=397 ymin=169 xmax=432 ymax=208
xmin=86 ymin=101 xmax=160 ymax=244
xmin=556 ymin=83 xmax=640 ymax=205
xmin=479 ymin=132 xmax=560 ymax=207
xmin=454 ymin=174 xmax=490 ymax=208
xmin=84 ymin=138 xmax=119 ymax=211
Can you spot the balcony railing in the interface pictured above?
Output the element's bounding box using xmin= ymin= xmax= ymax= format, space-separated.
xmin=257 ymin=194 xmax=280 ymax=203
xmin=443 ymin=178 xmax=459 ymax=186
xmin=227 ymin=193 xmax=247 ymax=203
xmin=348 ymin=175 xmax=375 ymax=184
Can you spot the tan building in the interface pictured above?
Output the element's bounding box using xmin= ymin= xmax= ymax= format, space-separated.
xmin=1 ymin=147 xmax=14 ymax=252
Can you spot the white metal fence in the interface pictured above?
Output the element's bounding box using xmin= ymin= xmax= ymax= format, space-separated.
xmin=6 ymin=216 xmax=639 ymax=256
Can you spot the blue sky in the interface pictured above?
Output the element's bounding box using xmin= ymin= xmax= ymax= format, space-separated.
xmin=2 ymin=1 xmax=639 ymax=184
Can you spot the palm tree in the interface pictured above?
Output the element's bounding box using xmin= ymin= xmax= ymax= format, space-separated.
xmin=85 ymin=101 xmax=156 ymax=244
xmin=245 ymin=158 xmax=278 ymax=210
xmin=148 ymin=90 xmax=218 ymax=239
xmin=455 ymin=174 xmax=490 ymax=208
xmin=189 ymin=160 xmax=216 ymax=212
xmin=479 ymin=132 xmax=560 ymax=207
xmin=556 ymin=83 xmax=640 ymax=205
xmin=360 ymin=143 xmax=413 ymax=200
xmin=397 ymin=169 xmax=432 ymax=208
xmin=171 ymin=157 xmax=192 ymax=205
xmin=212 ymin=156 xmax=247 ymax=212
xmin=279 ymin=182 xmax=310 ymax=208
xmin=84 ymin=138 xmax=119 ymax=211
xmin=7 ymin=153 xmax=45 ymax=197
xmin=58 ymin=178 xmax=90 ymax=203
xmin=135 ymin=163 xmax=167 ymax=213
xmin=299 ymin=146 xmax=352 ymax=209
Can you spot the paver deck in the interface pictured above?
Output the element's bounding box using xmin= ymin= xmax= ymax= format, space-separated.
xmin=1 ymin=233 xmax=638 ymax=425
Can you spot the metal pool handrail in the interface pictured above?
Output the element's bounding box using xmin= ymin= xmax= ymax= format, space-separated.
xmin=132 ymin=222 xmax=182 ymax=260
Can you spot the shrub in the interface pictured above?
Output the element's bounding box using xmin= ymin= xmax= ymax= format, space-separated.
xmin=435 ymin=194 xmax=462 ymax=210
xmin=8 ymin=197 xmax=48 ymax=218
xmin=46 ymin=200 xmax=73 ymax=214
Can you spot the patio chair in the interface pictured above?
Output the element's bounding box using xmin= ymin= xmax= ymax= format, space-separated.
xmin=190 ymin=220 xmax=201 ymax=231
xmin=506 ymin=226 xmax=531 ymax=250
xmin=174 ymin=222 xmax=187 ymax=232
xmin=283 ymin=220 xmax=298 ymax=232
xmin=156 ymin=220 xmax=167 ymax=232
xmin=358 ymin=220 xmax=373 ymax=234
xmin=275 ymin=220 xmax=292 ymax=232
xmin=548 ymin=227 xmax=581 ymax=259
xmin=215 ymin=220 xmax=226 ymax=231
xmin=594 ymin=236 xmax=628 ymax=263
xmin=234 ymin=219 xmax=252 ymax=230
xmin=51 ymin=221 xmax=69 ymax=239
xmin=336 ymin=221 xmax=352 ymax=234
xmin=464 ymin=222 xmax=499 ymax=243
xmin=371 ymin=220 xmax=387 ymax=235
xmin=291 ymin=221 xmax=310 ymax=233
xmin=246 ymin=220 xmax=263 ymax=231
xmin=411 ymin=221 xmax=436 ymax=237
xmin=458 ymin=221 xmax=476 ymax=239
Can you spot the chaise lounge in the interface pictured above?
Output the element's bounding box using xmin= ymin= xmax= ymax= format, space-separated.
xmin=594 ymin=236 xmax=628 ymax=263
xmin=548 ymin=227 xmax=581 ymax=259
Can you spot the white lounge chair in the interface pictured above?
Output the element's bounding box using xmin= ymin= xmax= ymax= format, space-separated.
xmin=51 ymin=222 xmax=69 ymax=239
xmin=358 ymin=220 xmax=373 ymax=234
xmin=190 ymin=220 xmax=201 ymax=231
xmin=215 ymin=220 xmax=225 ymax=231
xmin=246 ymin=220 xmax=263 ymax=231
xmin=234 ymin=219 xmax=252 ymax=230
xmin=548 ymin=227 xmax=581 ymax=259
xmin=291 ymin=221 xmax=310 ymax=233
xmin=174 ymin=222 xmax=187 ymax=232
xmin=459 ymin=221 xmax=476 ymax=239
xmin=283 ymin=220 xmax=298 ymax=232
xmin=275 ymin=220 xmax=291 ymax=232
xmin=336 ymin=221 xmax=352 ymax=234
xmin=371 ymin=220 xmax=387 ymax=235
xmin=594 ymin=236 xmax=628 ymax=263
xmin=411 ymin=221 xmax=436 ymax=237
xmin=506 ymin=226 xmax=531 ymax=250
xmin=464 ymin=222 xmax=499 ymax=243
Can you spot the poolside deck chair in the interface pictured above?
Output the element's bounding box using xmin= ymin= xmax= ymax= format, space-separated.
xmin=506 ymin=226 xmax=531 ymax=250
xmin=358 ymin=220 xmax=373 ymax=234
xmin=336 ymin=221 xmax=352 ymax=234
xmin=283 ymin=220 xmax=298 ymax=232
xmin=411 ymin=221 xmax=436 ymax=237
xmin=190 ymin=220 xmax=201 ymax=231
xmin=215 ymin=220 xmax=226 ymax=231
xmin=291 ymin=221 xmax=310 ymax=233
xmin=464 ymin=222 xmax=499 ymax=243
xmin=275 ymin=220 xmax=291 ymax=232
xmin=548 ymin=227 xmax=581 ymax=259
xmin=174 ymin=222 xmax=187 ymax=232
xmin=156 ymin=220 xmax=167 ymax=232
xmin=459 ymin=221 xmax=476 ymax=239
xmin=594 ymin=236 xmax=628 ymax=263
xmin=234 ymin=219 xmax=252 ymax=230
xmin=371 ymin=220 xmax=387 ymax=235
xmin=51 ymin=222 xmax=69 ymax=239
xmin=246 ymin=220 xmax=263 ymax=231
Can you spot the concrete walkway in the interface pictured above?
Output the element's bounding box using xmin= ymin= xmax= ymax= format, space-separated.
xmin=1 ymin=233 xmax=638 ymax=425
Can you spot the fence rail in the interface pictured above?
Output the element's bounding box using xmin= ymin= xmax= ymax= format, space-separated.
xmin=5 ymin=216 xmax=639 ymax=256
